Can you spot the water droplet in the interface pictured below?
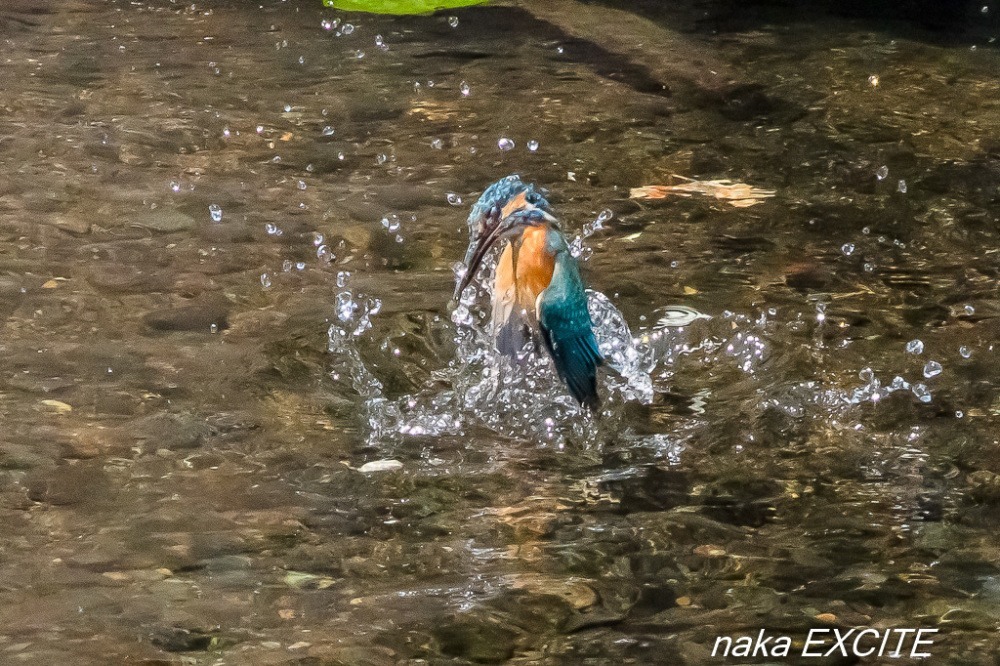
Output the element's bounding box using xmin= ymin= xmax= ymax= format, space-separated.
xmin=336 ymin=291 xmax=355 ymax=320
xmin=923 ymin=360 xmax=943 ymax=378
xmin=342 ymin=23 xmax=354 ymax=35
xmin=376 ymin=153 xmax=388 ymax=165
xmin=283 ymin=103 xmax=292 ymax=113
xmin=983 ymin=4 xmax=990 ymax=12
xmin=964 ymin=304 xmax=975 ymax=316
xmin=897 ymin=179 xmax=907 ymax=193
xmin=959 ymin=345 xmax=972 ymax=359
xmin=321 ymin=125 xmax=335 ymax=136
xmin=265 ymin=222 xmax=282 ymax=236
xmin=355 ymin=50 xmax=365 ymax=59
xmin=841 ymin=242 xmax=855 ymax=256
xmin=317 ymin=244 xmax=334 ymax=262
xmin=271 ymin=155 xmax=281 ymax=163
xmin=497 ymin=137 xmax=515 ymax=151
xmin=298 ymin=55 xmax=305 ymax=65
xmin=297 ymin=180 xmax=307 ymax=190
xmin=527 ymin=139 xmax=539 ymax=152
xmin=911 ymin=383 xmax=932 ymax=403
xmin=375 ymin=34 xmax=387 ymax=50
xmin=447 ymin=15 xmax=459 ymax=27
xmin=313 ymin=232 xmax=325 ymax=246
xmin=321 ymin=18 xmax=334 ymax=30
xmin=906 ymin=339 xmax=924 ymax=354
xmin=222 ymin=127 xmax=231 ymax=138
xmin=169 ymin=181 xmax=181 ymax=193
xmin=868 ymin=74 xmax=880 ymax=87
xmin=875 ymin=165 xmax=889 ymax=180
xmin=447 ymin=193 xmax=462 ymax=206
xmin=459 ymin=81 xmax=470 ymax=96
xmin=210 ymin=323 xmax=218 ymax=333
xmin=260 ymin=273 xmax=272 ymax=288
xmin=296 ymin=261 xmax=306 ymax=271
xmin=336 ymin=271 xmax=350 ymax=287
xmin=381 ymin=214 xmax=400 ymax=232
xmin=256 ymin=125 xmax=264 ymax=134
xmin=208 ymin=203 xmax=222 ymax=222
xmin=556 ymin=45 xmax=565 ymax=54
xmin=430 ymin=138 xmax=443 ymax=150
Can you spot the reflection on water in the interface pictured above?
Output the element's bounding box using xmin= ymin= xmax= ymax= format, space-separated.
xmin=1 ymin=0 xmax=999 ymax=662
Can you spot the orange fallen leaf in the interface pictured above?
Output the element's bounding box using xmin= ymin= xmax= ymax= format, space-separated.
xmin=280 ymin=132 xmax=294 ymax=142
xmin=631 ymin=175 xmax=775 ymax=207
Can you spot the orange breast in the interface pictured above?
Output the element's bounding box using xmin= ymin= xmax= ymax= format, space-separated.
xmin=514 ymin=226 xmax=554 ymax=315
xmin=492 ymin=226 xmax=554 ymax=323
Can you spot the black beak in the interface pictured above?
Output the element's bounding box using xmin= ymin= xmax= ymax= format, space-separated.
xmin=454 ymin=221 xmax=506 ymax=298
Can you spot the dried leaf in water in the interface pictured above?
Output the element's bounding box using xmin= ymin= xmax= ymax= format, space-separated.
xmin=631 ymin=175 xmax=775 ymax=207
xmin=358 ymin=459 xmax=404 ymax=473
xmin=41 ymin=399 xmax=73 ymax=413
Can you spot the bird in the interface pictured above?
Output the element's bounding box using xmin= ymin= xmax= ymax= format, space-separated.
xmin=456 ymin=176 xmax=603 ymax=410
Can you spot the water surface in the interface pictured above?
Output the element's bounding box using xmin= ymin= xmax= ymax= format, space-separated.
xmin=1 ymin=0 xmax=999 ymax=663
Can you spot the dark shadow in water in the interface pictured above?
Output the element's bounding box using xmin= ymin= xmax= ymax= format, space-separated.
xmin=583 ymin=0 xmax=1000 ymax=44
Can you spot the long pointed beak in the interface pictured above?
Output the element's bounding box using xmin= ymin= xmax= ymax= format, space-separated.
xmin=454 ymin=222 xmax=506 ymax=298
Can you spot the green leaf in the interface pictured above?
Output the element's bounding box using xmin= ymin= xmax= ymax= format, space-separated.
xmin=323 ymin=0 xmax=487 ymax=15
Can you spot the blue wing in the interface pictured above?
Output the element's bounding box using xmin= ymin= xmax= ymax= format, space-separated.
xmin=537 ymin=253 xmax=603 ymax=410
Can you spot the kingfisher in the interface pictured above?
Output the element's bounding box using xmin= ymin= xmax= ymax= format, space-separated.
xmin=455 ymin=176 xmax=603 ymax=410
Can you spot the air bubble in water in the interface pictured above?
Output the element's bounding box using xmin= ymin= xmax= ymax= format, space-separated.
xmin=375 ymin=34 xmax=387 ymax=50
xmin=208 ymin=203 xmax=222 ymax=222
xmin=337 ymin=271 xmax=351 ymax=288
xmin=923 ymin=360 xmax=942 ymax=378
xmin=317 ymin=244 xmax=334 ymax=262
xmin=964 ymin=304 xmax=975 ymax=316
xmin=282 ymin=259 xmax=293 ymax=272
xmin=256 ymin=125 xmax=264 ymax=134
xmin=959 ymin=345 xmax=972 ymax=359
xmin=260 ymin=273 xmax=272 ymax=288
xmin=265 ymin=222 xmax=282 ymax=236
xmin=897 ymin=179 xmax=907 ymax=193
xmin=448 ymin=15 xmax=459 ymax=27
xmin=459 ymin=81 xmax=470 ymax=96
xmin=498 ymin=137 xmax=515 ymax=151
xmin=170 ymin=181 xmax=181 ymax=192
xmin=868 ymin=74 xmax=880 ymax=87
xmin=322 ymin=126 xmax=335 ymax=136
xmin=527 ymin=139 xmax=539 ymax=151
xmin=447 ymin=193 xmax=462 ymax=205
xmin=283 ymin=103 xmax=292 ymax=113
xmin=313 ymin=232 xmax=325 ymax=246
xmin=297 ymin=180 xmax=307 ymax=190
xmin=321 ymin=18 xmax=334 ymax=30
xmin=875 ymin=165 xmax=889 ymax=180
xmin=342 ymin=23 xmax=354 ymax=34
xmin=210 ymin=323 xmax=218 ymax=333
xmin=298 ymin=55 xmax=305 ymax=65
xmin=912 ymin=383 xmax=932 ymax=403
xmin=906 ymin=339 xmax=924 ymax=354
xmin=841 ymin=242 xmax=855 ymax=255
xmin=430 ymin=138 xmax=443 ymax=150
xmin=376 ymin=153 xmax=388 ymax=165
xmin=222 ymin=127 xmax=231 ymax=138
